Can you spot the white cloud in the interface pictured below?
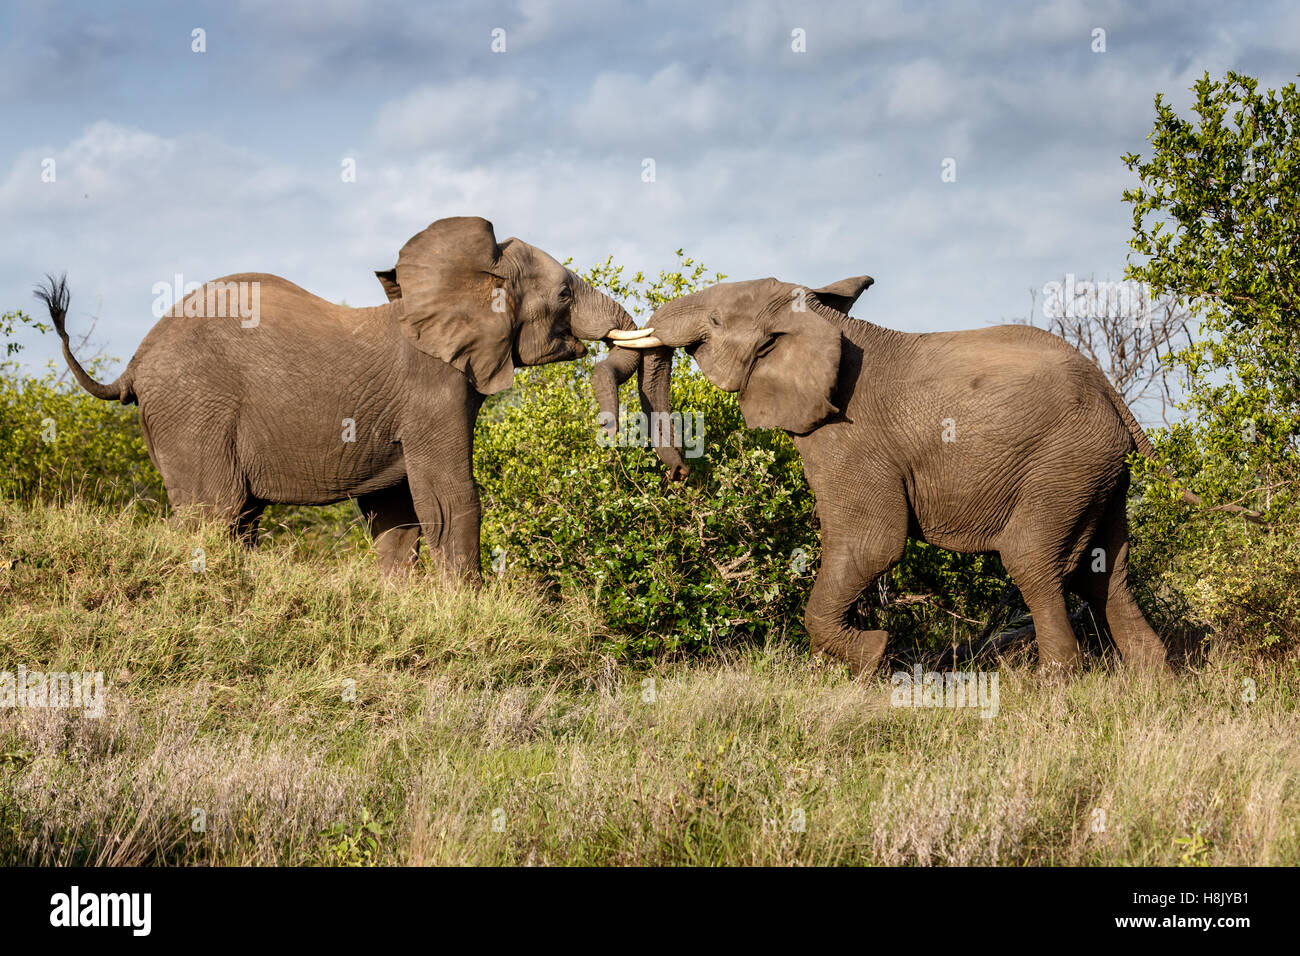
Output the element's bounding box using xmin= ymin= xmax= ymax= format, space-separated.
xmin=571 ymin=64 xmax=736 ymax=145
xmin=1 ymin=122 xmax=172 ymax=210
xmin=885 ymin=58 xmax=958 ymax=121
xmin=373 ymin=77 xmax=538 ymax=153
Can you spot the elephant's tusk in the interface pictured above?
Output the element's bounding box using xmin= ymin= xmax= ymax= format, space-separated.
xmin=609 ymin=336 xmax=665 ymax=349
xmin=606 ymin=327 xmax=656 ymax=341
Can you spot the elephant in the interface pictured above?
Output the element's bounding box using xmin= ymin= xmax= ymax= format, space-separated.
xmin=37 ymin=216 xmax=686 ymax=583
xmin=619 ymin=275 xmax=1170 ymax=674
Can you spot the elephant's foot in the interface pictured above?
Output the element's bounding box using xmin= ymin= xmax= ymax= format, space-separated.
xmin=1118 ymin=641 xmax=1171 ymax=673
xmin=1036 ymin=658 xmax=1077 ymax=683
xmin=377 ymin=558 xmax=417 ymax=580
xmin=428 ymin=557 xmax=483 ymax=591
xmin=1109 ymin=616 xmax=1171 ymax=672
xmin=812 ymin=628 xmax=889 ymax=678
xmin=1035 ymin=638 xmax=1086 ymax=681
xmin=1026 ymin=616 xmax=1083 ymax=678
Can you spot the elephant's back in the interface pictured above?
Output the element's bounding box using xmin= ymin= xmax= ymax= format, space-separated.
xmin=921 ymin=324 xmax=1092 ymax=372
xmin=907 ymin=325 xmax=1114 ymax=416
xmin=142 ymin=274 xmax=367 ymax=340
xmin=129 ymin=274 xmax=398 ymax=403
xmin=911 ymin=325 xmax=1119 ymax=418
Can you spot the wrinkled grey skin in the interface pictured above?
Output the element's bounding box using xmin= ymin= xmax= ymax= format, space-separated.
xmin=38 ymin=217 xmax=686 ymax=584
xmin=644 ymin=277 xmax=1169 ymax=675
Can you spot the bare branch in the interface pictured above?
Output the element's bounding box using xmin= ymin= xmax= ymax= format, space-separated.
xmin=1011 ymin=275 xmax=1191 ymax=428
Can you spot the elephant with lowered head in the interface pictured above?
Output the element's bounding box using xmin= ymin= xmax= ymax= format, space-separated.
xmin=620 ymin=276 xmax=1169 ymax=674
xmin=37 ymin=216 xmax=685 ymax=582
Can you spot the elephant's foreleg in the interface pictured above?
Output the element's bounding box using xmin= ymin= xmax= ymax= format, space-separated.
xmin=358 ymin=481 xmax=422 ymax=575
xmin=432 ymin=486 xmax=483 ymax=587
xmin=804 ymin=536 xmax=900 ymax=678
xmin=403 ymin=458 xmax=482 ymax=587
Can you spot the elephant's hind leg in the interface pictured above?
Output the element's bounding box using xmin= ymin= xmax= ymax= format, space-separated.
xmin=154 ymin=420 xmax=250 ymax=536
xmin=1000 ymin=553 xmax=1082 ymax=673
xmin=1073 ymin=491 xmax=1168 ymax=669
xmin=1020 ymin=578 xmax=1081 ymax=674
xmin=165 ymin=477 xmax=253 ymax=538
xmin=805 ymin=531 xmax=903 ymax=678
xmin=167 ymin=488 xmax=260 ymax=546
xmin=235 ymin=500 xmax=266 ymax=546
xmin=1099 ymin=571 xmax=1166 ymax=668
xmin=358 ymin=481 xmax=422 ymax=575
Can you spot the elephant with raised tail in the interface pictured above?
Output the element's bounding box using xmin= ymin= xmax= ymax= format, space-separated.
xmin=619 ymin=276 xmax=1170 ymax=675
xmin=36 ymin=216 xmax=686 ymax=582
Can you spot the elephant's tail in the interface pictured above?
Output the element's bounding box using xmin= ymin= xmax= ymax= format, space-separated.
xmin=1098 ymin=374 xmax=1157 ymax=459
xmin=34 ymin=273 xmax=136 ymax=405
xmin=1100 ymin=371 xmax=1267 ymax=524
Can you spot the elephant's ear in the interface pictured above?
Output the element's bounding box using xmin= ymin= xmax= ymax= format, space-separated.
xmin=812 ymin=275 xmax=874 ymax=315
xmin=387 ymin=217 xmax=517 ymax=395
xmin=375 ymin=269 xmax=401 ymax=302
xmin=738 ymin=309 xmax=843 ymax=434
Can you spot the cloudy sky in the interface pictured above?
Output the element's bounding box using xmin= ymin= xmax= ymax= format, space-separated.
xmin=3 ymin=0 xmax=1298 ymax=370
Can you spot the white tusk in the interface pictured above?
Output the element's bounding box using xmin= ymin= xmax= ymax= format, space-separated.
xmin=606 ymin=327 xmax=656 ymax=341
xmin=611 ymin=336 xmax=665 ymax=349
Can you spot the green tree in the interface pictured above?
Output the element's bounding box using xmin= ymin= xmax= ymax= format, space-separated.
xmin=1123 ymin=71 xmax=1300 ymax=518
xmin=2 ymin=309 xmax=49 ymax=357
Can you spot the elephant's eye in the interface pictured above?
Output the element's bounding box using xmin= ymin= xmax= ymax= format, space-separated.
xmin=558 ymin=286 xmax=572 ymax=302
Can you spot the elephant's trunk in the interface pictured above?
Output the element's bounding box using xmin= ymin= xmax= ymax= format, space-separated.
xmin=630 ymin=299 xmax=707 ymax=349
xmin=569 ymin=275 xmax=688 ymax=481
xmin=568 ymin=273 xmax=635 ymax=342
xmin=634 ymin=344 xmax=688 ymax=480
xmin=569 ymin=274 xmax=637 ymax=427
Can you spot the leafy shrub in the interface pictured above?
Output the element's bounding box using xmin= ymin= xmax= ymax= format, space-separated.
xmin=1157 ymin=523 xmax=1300 ymax=652
xmin=1130 ymin=435 xmax=1300 ymax=655
xmin=1 ymin=310 xmax=161 ymax=507
xmin=476 ymin=356 xmax=819 ymax=655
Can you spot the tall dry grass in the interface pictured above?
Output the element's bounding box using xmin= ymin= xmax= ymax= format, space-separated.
xmin=2 ymin=499 xmax=1297 ymax=865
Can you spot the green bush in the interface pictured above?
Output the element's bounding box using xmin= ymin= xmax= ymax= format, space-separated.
xmin=1129 ymin=434 xmax=1300 ymax=655
xmin=1166 ymin=529 xmax=1300 ymax=652
xmin=1131 ymin=470 xmax=1300 ymax=653
xmin=475 ymin=356 xmax=818 ymax=655
xmin=1 ymin=310 xmax=161 ymax=507
xmin=0 ymin=373 xmax=162 ymax=507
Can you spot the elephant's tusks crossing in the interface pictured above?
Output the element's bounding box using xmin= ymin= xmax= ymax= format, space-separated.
xmin=606 ymin=327 xmax=657 ymax=341
xmin=609 ymin=336 xmax=665 ymax=349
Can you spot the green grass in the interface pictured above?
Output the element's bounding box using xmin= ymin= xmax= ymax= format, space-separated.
xmin=1 ymin=499 xmax=1297 ymax=865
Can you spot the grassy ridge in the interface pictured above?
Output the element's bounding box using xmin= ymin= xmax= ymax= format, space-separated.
xmin=2 ymin=500 xmax=1298 ymax=865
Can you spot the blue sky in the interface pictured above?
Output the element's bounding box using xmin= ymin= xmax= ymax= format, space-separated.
xmin=3 ymin=0 xmax=1299 ymax=373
